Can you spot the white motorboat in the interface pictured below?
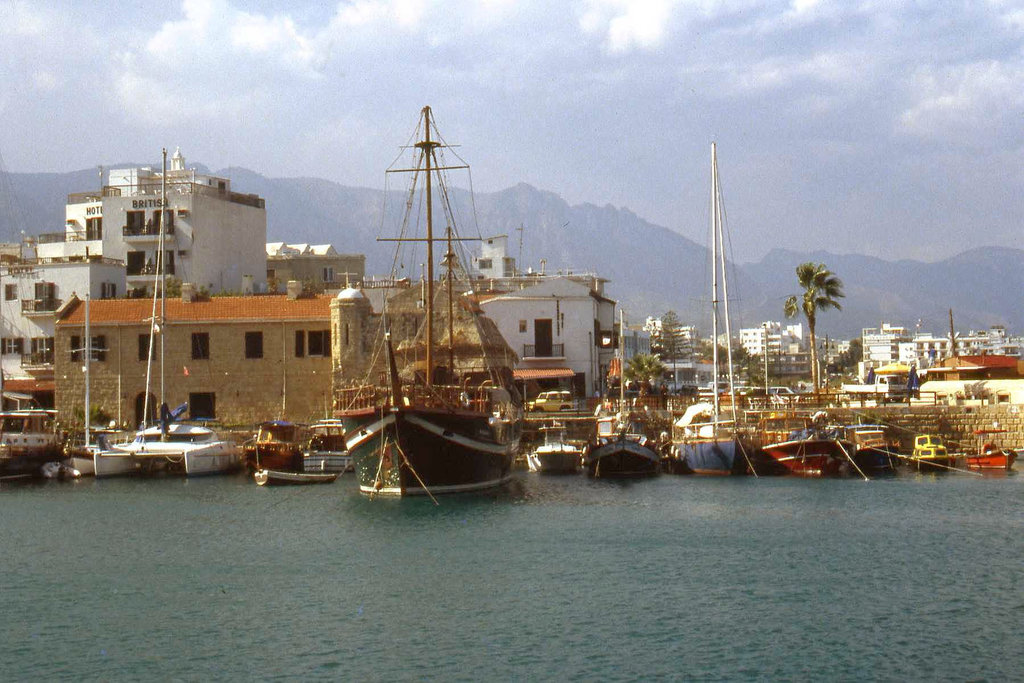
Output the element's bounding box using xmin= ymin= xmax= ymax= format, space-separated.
xmin=526 ymin=423 xmax=582 ymax=474
xmin=303 ymin=419 xmax=352 ymax=473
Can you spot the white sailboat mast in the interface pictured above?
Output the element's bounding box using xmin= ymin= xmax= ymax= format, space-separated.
xmin=712 ymin=145 xmax=738 ymax=422
xmin=710 ymin=143 xmax=720 ymax=421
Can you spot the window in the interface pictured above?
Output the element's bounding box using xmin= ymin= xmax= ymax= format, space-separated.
xmin=100 ymin=282 xmax=116 ymax=299
xmin=72 ymin=335 xmax=106 ymax=362
xmin=519 ymin=320 xmax=527 ymax=333
xmin=2 ymin=338 xmax=24 ymax=355
xmin=308 ymin=330 xmax=330 ymax=357
xmin=126 ymin=210 xmax=145 ymax=232
xmin=322 ymin=266 xmax=334 ymax=283
xmin=189 ymin=393 xmax=216 ymax=420
xmin=126 ymin=251 xmax=145 ymax=276
xmin=30 ymin=337 xmax=54 ymax=364
xmin=295 ymin=330 xmax=305 ymax=358
xmin=138 ymin=334 xmax=152 ymax=361
xmin=477 ymin=258 xmax=492 ymax=270
xmin=86 ymin=216 xmax=103 ymax=240
xmin=4 ymin=284 xmax=16 ymax=300
xmin=192 ymin=332 xmax=210 ymax=360
xmin=245 ymin=331 xmax=263 ymax=359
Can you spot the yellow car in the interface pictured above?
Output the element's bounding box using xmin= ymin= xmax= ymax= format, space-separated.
xmin=528 ymin=390 xmax=575 ymax=412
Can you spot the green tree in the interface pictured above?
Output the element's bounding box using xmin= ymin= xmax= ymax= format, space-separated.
xmin=784 ymin=262 xmax=845 ymax=391
xmin=624 ymin=353 xmax=665 ymax=395
xmin=652 ymin=310 xmax=685 ymax=362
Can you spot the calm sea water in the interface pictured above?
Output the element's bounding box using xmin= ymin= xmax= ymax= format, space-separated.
xmin=2 ymin=471 xmax=1021 ymax=681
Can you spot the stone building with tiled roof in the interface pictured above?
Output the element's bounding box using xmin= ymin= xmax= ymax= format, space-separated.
xmin=55 ymin=288 xmax=334 ymax=428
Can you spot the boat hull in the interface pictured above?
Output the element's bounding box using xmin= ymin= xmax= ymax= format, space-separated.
xmin=303 ymin=451 xmax=352 ymax=473
xmin=761 ymin=439 xmax=850 ymax=477
xmin=254 ymin=469 xmax=338 ymax=486
xmin=852 ymin=446 xmax=900 ymax=474
xmin=340 ymin=406 xmax=519 ymax=496
xmin=527 ymin=446 xmax=581 ymax=474
xmin=244 ymin=444 xmax=302 ymax=472
xmin=585 ymin=436 xmax=661 ymax=478
xmin=677 ymin=438 xmax=752 ymax=475
xmin=908 ymin=455 xmax=955 ymax=472
xmin=962 ymin=450 xmax=1016 ymax=472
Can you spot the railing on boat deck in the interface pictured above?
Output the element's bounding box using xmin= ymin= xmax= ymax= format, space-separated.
xmin=333 ymin=384 xmax=502 ymax=414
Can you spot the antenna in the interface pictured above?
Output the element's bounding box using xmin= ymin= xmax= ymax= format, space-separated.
xmin=516 ymin=223 xmax=524 ymax=275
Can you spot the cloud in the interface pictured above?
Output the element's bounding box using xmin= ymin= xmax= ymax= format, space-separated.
xmin=900 ymin=60 xmax=1024 ymax=141
xmin=579 ymin=0 xmax=679 ymax=53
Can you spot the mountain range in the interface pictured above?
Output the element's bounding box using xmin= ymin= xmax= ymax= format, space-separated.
xmin=1 ymin=165 xmax=1019 ymax=340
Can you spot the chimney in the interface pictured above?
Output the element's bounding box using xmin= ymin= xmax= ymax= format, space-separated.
xmin=182 ymin=282 xmax=196 ymax=303
xmin=286 ymin=280 xmax=302 ymax=300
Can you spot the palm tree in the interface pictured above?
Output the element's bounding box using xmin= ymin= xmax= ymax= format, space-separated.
xmin=624 ymin=353 xmax=666 ymax=397
xmin=784 ymin=262 xmax=845 ymax=391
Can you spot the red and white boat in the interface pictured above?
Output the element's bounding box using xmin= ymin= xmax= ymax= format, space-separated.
xmin=963 ymin=429 xmax=1017 ymax=472
xmin=758 ymin=414 xmax=852 ymax=477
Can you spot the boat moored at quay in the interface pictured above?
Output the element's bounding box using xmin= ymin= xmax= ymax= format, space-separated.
xmin=333 ymin=106 xmax=522 ymax=497
xmin=0 ymin=409 xmax=64 ymax=480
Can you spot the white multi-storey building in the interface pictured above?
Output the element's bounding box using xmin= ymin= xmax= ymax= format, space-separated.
xmin=36 ymin=149 xmax=267 ymax=296
xmin=479 ymin=276 xmax=616 ymax=397
xmin=740 ymin=321 xmax=805 ymax=357
xmin=1 ymin=253 xmax=125 ymax=406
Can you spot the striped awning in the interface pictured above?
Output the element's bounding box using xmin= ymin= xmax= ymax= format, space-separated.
xmin=513 ymin=367 xmax=575 ymax=380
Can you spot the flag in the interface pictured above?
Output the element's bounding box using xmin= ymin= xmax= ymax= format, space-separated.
xmin=183 ymin=366 xmax=190 ymax=376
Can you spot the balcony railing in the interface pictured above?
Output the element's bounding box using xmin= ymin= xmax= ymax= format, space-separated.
xmin=21 ymin=298 xmax=61 ymax=314
xmin=22 ymin=351 xmax=54 ymax=367
xmin=123 ymin=224 xmax=174 ymax=237
xmin=127 ymin=263 xmax=176 ymax=277
xmin=523 ymin=343 xmax=565 ymax=358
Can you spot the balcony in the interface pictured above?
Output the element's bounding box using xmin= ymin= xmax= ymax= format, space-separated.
xmin=127 ymin=263 xmax=176 ymax=277
xmin=523 ymin=343 xmax=565 ymax=358
xmin=21 ymin=298 xmax=62 ymax=315
xmin=22 ymin=351 xmax=54 ymax=368
xmin=123 ymin=224 xmax=174 ymax=239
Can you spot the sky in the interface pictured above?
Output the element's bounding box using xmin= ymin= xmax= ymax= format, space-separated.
xmin=1 ymin=0 xmax=1022 ymax=262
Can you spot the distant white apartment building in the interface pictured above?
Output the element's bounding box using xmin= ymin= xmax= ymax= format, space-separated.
xmin=479 ymin=277 xmax=616 ymax=396
xmin=862 ymin=324 xmax=911 ymax=367
xmin=36 ymin=148 xmax=267 ymax=295
xmin=740 ymin=321 xmax=805 ymax=357
xmin=865 ymin=323 xmax=1023 ymax=372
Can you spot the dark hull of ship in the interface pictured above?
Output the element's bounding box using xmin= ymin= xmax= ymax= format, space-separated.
xmin=585 ymin=437 xmax=661 ymax=478
xmin=852 ymin=446 xmax=900 ymax=474
xmin=761 ymin=439 xmax=851 ymax=477
xmin=340 ymin=406 xmax=518 ymax=496
xmin=244 ymin=444 xmax=303 ymax=472
xmin=0 ymin=445 xmax=63 ymax=479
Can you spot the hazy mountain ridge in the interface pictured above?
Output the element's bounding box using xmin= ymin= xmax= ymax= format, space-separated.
xmin=2 ymin=166 xmax=1022 ymax=339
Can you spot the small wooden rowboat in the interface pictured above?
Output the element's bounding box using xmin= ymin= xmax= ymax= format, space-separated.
xmin=254 ymin=468 xmax=339 ymax=486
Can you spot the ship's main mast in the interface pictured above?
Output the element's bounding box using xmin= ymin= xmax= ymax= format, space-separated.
xmin=416 ymin=106 xmax=440 ymax=388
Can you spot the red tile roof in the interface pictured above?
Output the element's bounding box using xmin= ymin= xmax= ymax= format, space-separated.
xmin=58 ymin=294 xmax=332 ymax=326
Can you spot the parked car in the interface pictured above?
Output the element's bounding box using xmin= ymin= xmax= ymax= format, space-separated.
xmin=528 ymin=390 xmax=575 ymax=412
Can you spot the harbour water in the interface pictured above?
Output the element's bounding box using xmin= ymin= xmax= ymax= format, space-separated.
xmin=2 ymin=472 xmax=1022 ymax=680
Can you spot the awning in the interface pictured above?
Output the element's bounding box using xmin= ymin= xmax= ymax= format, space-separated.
xmin=513 ymin=367 xmax=575 ymax=380
xmin=3 ymin=379 xmax=55 ymax=392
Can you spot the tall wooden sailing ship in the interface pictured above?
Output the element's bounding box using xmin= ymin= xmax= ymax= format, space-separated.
xmin=334 ymin=106 xmax=522 ymax=497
